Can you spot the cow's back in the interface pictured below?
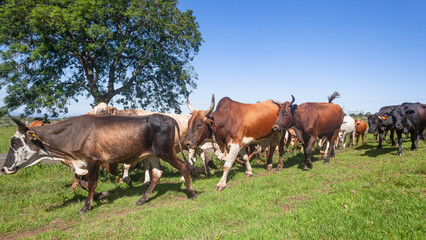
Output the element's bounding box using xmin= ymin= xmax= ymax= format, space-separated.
xmin=115 ymin=109 xmax=190 ymax=143
xmin=212 ymin=97 xmax=279 ymax=144
xmin=294 ymin=102 xmax=343 ymax=138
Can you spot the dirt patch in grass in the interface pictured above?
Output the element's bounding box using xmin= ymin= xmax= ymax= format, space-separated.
xmin=2 ymin=219 xmax=77 ymax=240
xmin=280 ymin=195 xmax=313 ymax=212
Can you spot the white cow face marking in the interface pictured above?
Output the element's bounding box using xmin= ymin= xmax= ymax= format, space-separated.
xmin=1 ymin=131 xmax=48 ymax=174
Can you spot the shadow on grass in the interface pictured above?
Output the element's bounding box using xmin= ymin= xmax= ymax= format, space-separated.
xmin=362 ymin=146 xmax=396 ymax=157
xmin=46 ymin=169 xmax=204 ymax=212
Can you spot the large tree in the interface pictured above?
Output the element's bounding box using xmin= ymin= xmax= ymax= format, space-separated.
xmin=0 ymin=0 xmax=202 ymax=116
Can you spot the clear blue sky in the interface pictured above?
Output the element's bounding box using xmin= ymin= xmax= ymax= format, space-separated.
xmin=3 ymin=0 xmax=426 ymax=116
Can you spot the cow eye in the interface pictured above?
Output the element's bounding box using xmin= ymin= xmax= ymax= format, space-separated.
xmin=11 ymin=139 xmax=18 ymax=148
xmin=196 ymin=122 xmax=203 ymax=128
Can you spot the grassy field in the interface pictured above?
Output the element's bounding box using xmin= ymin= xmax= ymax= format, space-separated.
xmin=0 ymin=129 xmax=424 ymax=239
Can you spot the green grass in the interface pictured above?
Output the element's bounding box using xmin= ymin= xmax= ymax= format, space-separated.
xmin=0 ymin=127 xmax=16 ymax=153
xmin=0 ymin=129 xmax=424 ymax=239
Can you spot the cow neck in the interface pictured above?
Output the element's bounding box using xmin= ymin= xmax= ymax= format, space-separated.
xmin=31 ymin=116 xmax=89 ymax=159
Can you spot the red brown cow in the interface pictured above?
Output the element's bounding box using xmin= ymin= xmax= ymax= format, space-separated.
xmin=185 ymin=95 xmax=284 ymax=191
xmin=273 ymin=92 xmax=344 ymax=170
xmin=355 ymin=119 xmax=367 ymax=145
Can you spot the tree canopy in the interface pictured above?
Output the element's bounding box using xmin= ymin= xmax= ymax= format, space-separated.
xmin=0 ymin=0 xmax=202 ymax=116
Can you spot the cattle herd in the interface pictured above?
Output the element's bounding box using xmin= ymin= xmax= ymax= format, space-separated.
xmin=1 ymin=92 xmax=425 ymax=214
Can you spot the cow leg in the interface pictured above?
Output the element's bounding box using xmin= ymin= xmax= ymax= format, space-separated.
xmin=325 ymin=128 xmax=340 ymax=164
xmin=216 ymin=143 xmax=240 ymax=191
xmin=323 ymin=141 xmax=330 ymax=158
xmin=136 ymin=158 xmax=163 ymax=205
xmin=390 ymin=129 xmax=396 ymax=146
xmin=243 ymin=153 xmax=253 ymax=177
xmin=276 ymin=134 xmax=285 ymax=171
xmin=122 ymin=162 xmax=138 ymax=187
xmin=199 ymin=150 xmax=212 ymax=176
xmin=79 ymin=161 xmax=103 ymax=214
xmin=265 ymin=142 xmax=277 ymax=171
xmin=377 ymin=131 xmax=385 ymax=149
xmin=163 ymin=153 xmax=197 ymax=199
xmin=70 ymin=176 xmax=79 ymax=189
xmin=303 ymin=137 xmax=316 ymax=170
xmin=350 ymin=132 xmax=355 ymax=147
xmin=410 ymin=131 xmax=419 ymax=151
xmin=142 ymin=159 xmax=152 ymax=187
xmin=396 ymin=131 xmax=403 ymax=156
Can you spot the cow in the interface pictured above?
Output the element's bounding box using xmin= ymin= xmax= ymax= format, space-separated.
xmin=1 ymin=114 xmax=196 ymax=214
xmin=185 ymin=95 xmax=284 ymax=191
xmin=88 ymin=103 xmax=217 ymax=186
xmin=367 ymin=105 xmax=397 ymax=149
xmin=336 ymin=115 xmax=355 ymax=149
xmin=355 ymin=119 xmax=367 ymax=145
xmin=383 ymin=102 xmax=426 ymax=155
xmin=272 ymin=92 xmax=344 ymax=170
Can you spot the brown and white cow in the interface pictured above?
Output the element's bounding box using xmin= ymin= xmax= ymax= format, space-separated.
xmin=273 ymin=92 xmax=344 ymax=170
xmin=1 ymin=114 xmax=196 ymax=214
xmin=185 ymin=95 xmax=284 ymax=191
xmin=355 ymin=119 xmax=367 ymax=145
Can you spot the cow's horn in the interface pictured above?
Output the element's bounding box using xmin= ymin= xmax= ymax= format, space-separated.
xmin=204 ymin=94 xmax=215 ymax=116
xmin=187 ymin=98 xmax=196 ymax=114
xmin=9 ymin=115 xmax=28 ymax=134
xmin=290 ymin=95 xmax=295 ymax=105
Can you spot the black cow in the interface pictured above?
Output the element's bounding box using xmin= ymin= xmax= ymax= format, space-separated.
xmin=367 ymin=105 xmax=397 ymax=149
xmin=1 ymin=114 xmax=196 ymax=214
xmin=384 ymin=102 xmax=426 ymax=155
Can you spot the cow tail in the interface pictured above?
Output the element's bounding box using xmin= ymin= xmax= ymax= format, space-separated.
xmin=169 ymin=117 xmax=197 ymax=178
xmin=328 ymin=91 xmax=340 ymax=103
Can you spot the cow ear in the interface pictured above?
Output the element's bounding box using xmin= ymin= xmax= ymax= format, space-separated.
xmin=10 ymin=115 xmax=29 ymax=134
xmin=26 ymin=130 xmax=42 ymax=142
xmin=206 ymin=117 xmax=217 ymax=132
xmin=291 ymin=104 xmax=298 ymax=115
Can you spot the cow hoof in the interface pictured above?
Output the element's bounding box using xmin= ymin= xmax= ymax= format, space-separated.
xmin=136 ymin=199 xmax=146 ymax=206
xmin=323 ymin=161 xmax=330 ymax=165
xmin=142 ymin=181 xmax=151 ymax=187
xmin=215 ymin=185 xmax=226 ymax=191
xmin=397 ymin=153 xmax=402 ymax=156
xmin=266 ymin=164 xmax=273 ymax=171
xmin=79 ymin=206 xmax=90 ymax=215
xmin=123 ymin=177 xmax=132 ymax=187
xmin=245 ymin=171 xmax=253 ymax=177
xmin=208 ymin=161 xmax=218 ymax=170
xmin=189 ymin=192 xmax=197 ymax=199
xmin=303 ymin=166 xmax=309 ymax=171
xmin=276 ymin=166 xmax=283 ymax=171
xmin=95 ymin=191 xmax=110 ymax=200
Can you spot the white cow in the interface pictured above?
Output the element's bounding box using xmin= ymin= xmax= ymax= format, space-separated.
xmin=337 ymin=115 xmax=355 ymax=149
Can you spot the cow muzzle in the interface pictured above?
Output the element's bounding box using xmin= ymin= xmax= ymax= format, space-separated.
xmin=1 ymin=166 xmax=17 ymax=175
xmin=273 ymin=125 xmax=282 ymax=131
xmin=185 ymin=141 xmax=196 ymax=149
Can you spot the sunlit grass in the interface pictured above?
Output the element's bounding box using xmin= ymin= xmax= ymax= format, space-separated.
xmin=0 ymin=130 xmax=424 ymax=239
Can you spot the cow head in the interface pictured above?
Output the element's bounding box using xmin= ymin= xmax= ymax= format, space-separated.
xmin=390 ymin=105 xmax=415 ymax=131
xmin=1 ymin=116 xmax=50 ymax=175
xmin=273 ymin=95 xmax=297 ymax=131
xmin=367 ymin=114 xmax=378 ymax=134
xmin=87 ymin=102 xmax=118 ymax=116
xmin=185 ymin=95 xmax=216 ymax=149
